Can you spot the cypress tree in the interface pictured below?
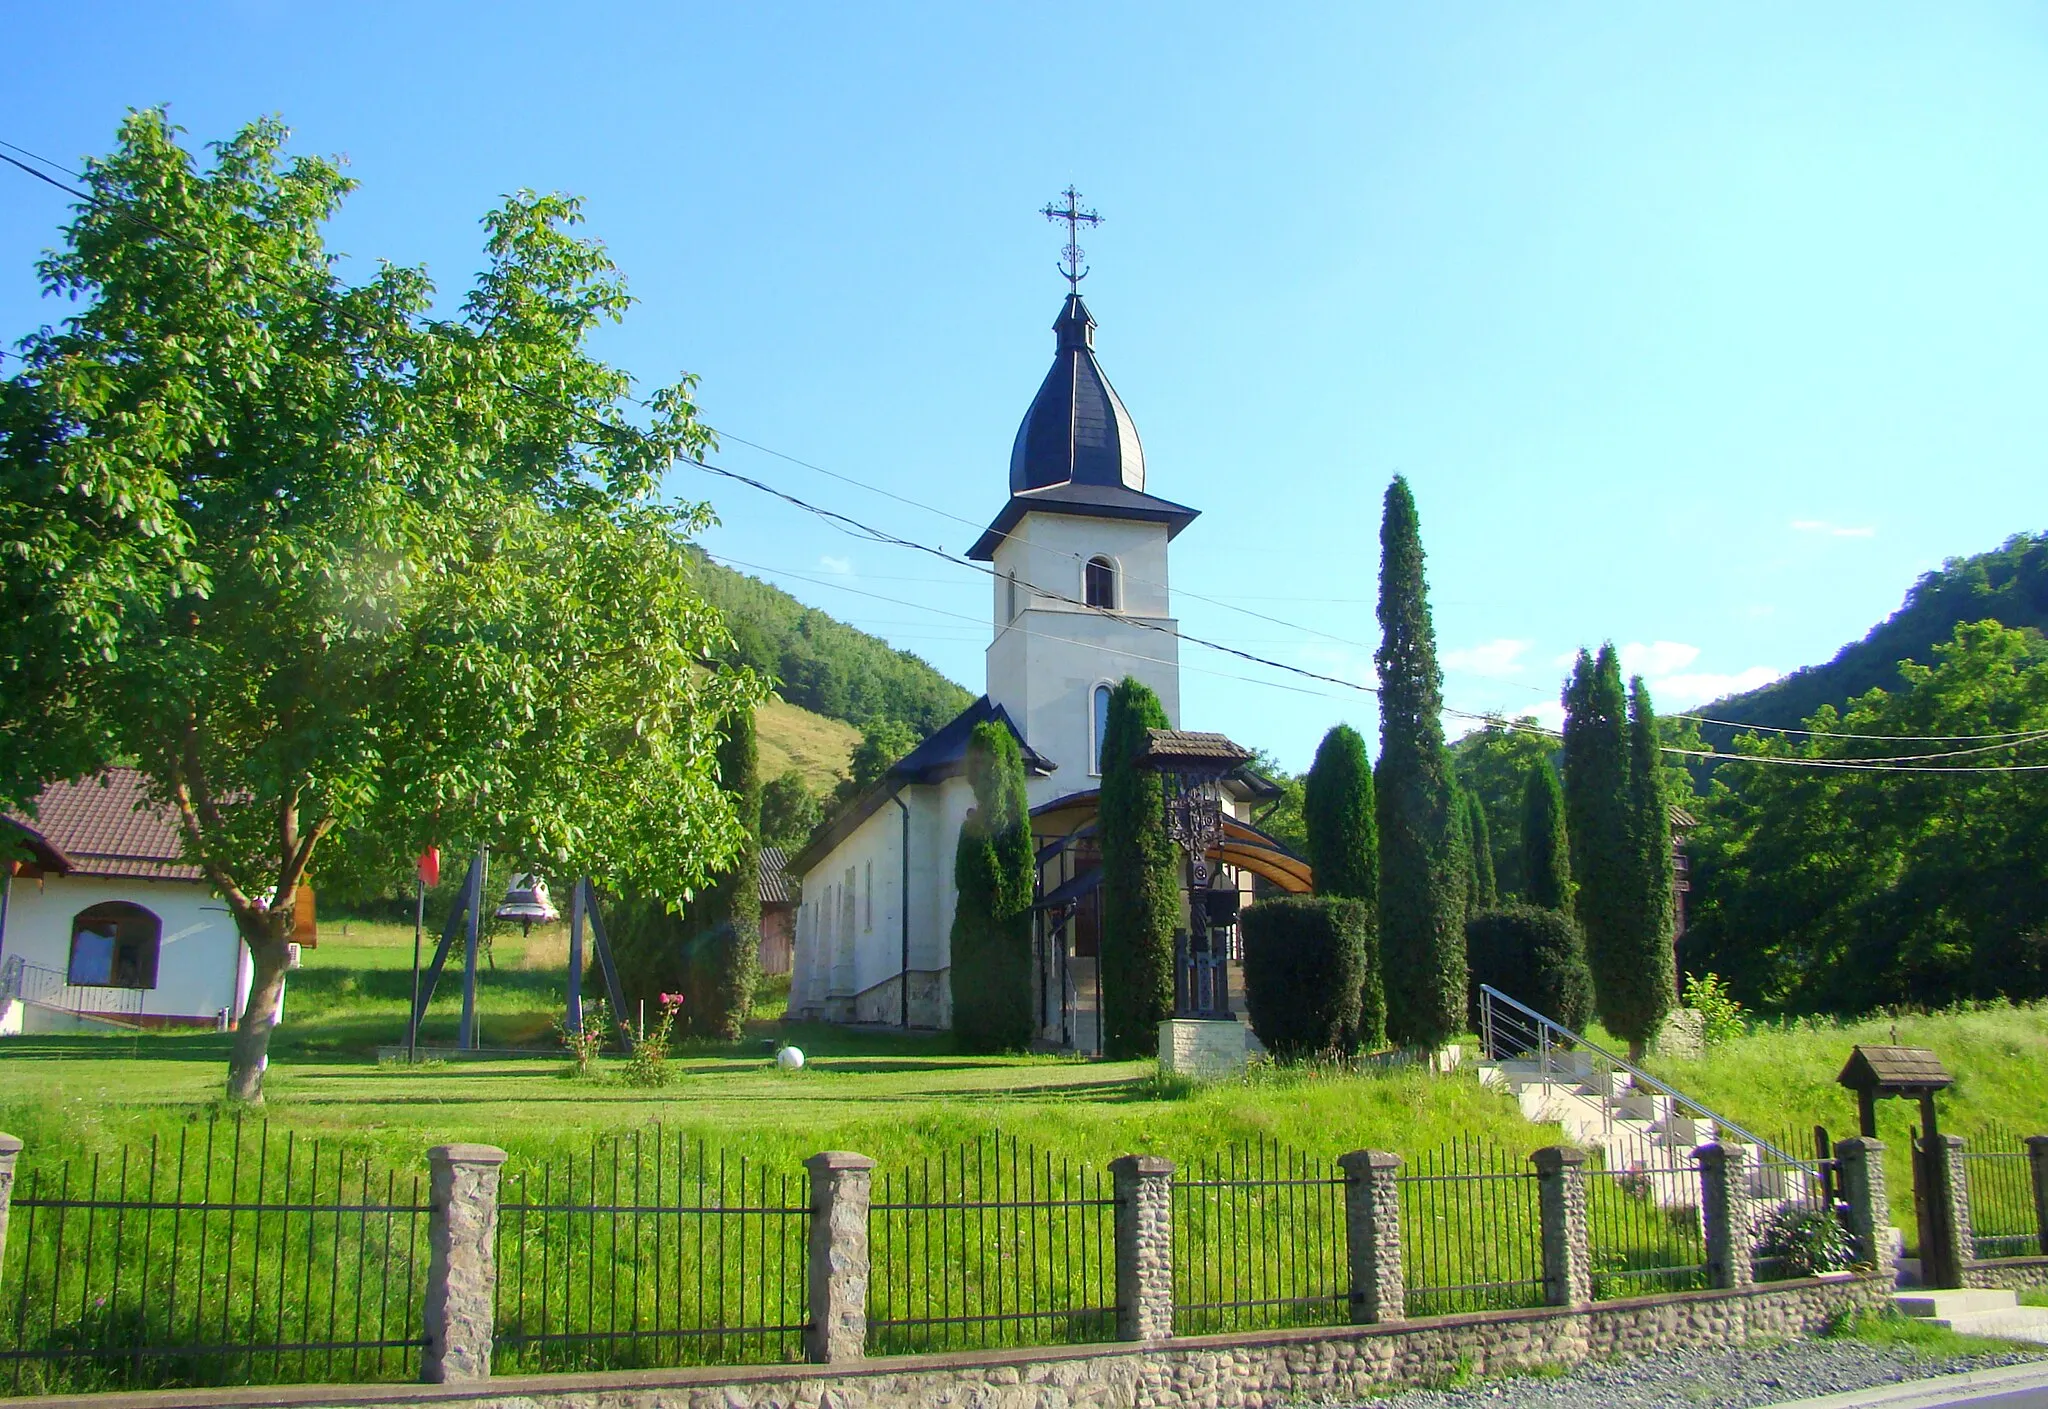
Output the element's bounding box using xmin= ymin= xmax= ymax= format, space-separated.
xmin=1520 ymin=760 xmax=1573 ymax=913
xmin=1099 ymin=676 xmax=1180 ymax=1059
xmin=949 ymin=720 xmax=1036 ymax=1052
xmin=1562 ymin=646 xmax=1635 ymax=1050
xmin=1373 ymin=477 xmax=1469 ymax=1050
xmin=1464 ymin=791 xmax=1497 ymax=911
xmin=691 ymin=704 xmax=762 ymax=1041
xmin=1304 ymin=723 xmax=1377 ymax=902
xmin=1618 ymin=676 xmax=1677 ymax=1052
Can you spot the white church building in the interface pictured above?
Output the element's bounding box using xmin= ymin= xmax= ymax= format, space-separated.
xmin=786 ymin=290 xmax=1311 ymax=1049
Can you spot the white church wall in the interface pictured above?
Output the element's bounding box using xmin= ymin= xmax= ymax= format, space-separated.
xmin=0 ymin=873 xmax=250 ymax=1024
xmin=789 ymin=773 xmax=976 ymax=1030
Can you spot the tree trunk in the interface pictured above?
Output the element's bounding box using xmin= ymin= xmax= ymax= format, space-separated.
xmin=226 ymin=910 xmax=293 ymax=1104
xmin=1628 ymin=1035 xmax=1647 ymax=1065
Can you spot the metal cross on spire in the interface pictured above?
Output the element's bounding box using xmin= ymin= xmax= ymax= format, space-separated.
xmin=1040 ymin=185 xmax=1103 ymax=294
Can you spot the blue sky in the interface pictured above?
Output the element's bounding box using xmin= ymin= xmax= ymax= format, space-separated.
xmin=5 ymin=3 xmax=2046 ymax=769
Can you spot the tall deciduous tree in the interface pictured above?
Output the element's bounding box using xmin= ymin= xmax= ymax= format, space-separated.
xmin=0 ymin=113 xmax=761 ymax=1101
xmin=1520 ymin=761 xmax=1573 ymax=913
xmin=1614 ymin=676 xmax=1677 ymax=1044
xmin=1684 ymin=621 xmax=2048 ymax=1011
xmin=1099 ymin=676 xmax=1179 ymax=1058
xmin=1374 ymin=477 xmax=1468 ymax=1049
xmin=949 ymin=721 xmax=1036 ymax=1052
xmin=1562 ymin=646 xmax=1641 ymax=1054
xmin=1304 ymin=724 xmax=1377 ymax=902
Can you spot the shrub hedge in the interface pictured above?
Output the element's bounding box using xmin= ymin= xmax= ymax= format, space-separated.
xmin=1241 ymin=896 xmax=1382 ymax=1060
xmin=1465 ymin=904 xmax=1594 ymax=1048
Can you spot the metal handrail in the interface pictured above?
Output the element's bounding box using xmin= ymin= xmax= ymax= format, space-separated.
xmin=1477 ymin=983 xmax=1814 ymax=1173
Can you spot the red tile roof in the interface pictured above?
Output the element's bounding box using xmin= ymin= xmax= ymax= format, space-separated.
xmin=4 ymin=769 xmax=204 ymax=882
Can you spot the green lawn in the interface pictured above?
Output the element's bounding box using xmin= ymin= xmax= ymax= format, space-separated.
xmin=0 ymin=919 xmax=1559 ymax=1176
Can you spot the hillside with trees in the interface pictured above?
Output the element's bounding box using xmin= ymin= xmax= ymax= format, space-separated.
xmin=1698 ymin=532 xmax=2048 ymax=749
xmin=687 ymin=547 xmax=974 ymax=739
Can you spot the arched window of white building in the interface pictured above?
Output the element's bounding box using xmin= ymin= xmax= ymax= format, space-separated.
xmin=68 ymin=901 xmax=161 ymax=989
xmin=1005 ymin=571 xmax=1019 ymax=622
xmin=1084 ymin=556 xmax=1117 ymax=609
xmin=1092 ymin=682 xmax=1113 ymax=775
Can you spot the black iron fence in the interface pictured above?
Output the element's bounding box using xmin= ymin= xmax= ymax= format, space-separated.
xmin=1172 ymin=1137 xmax=1345 ymax=1335
xmin=866 ymin=1133 xmax=1114 ymax=1354
xmin=1959 ymin=1125 xmax=2042 ymax=1262
xmin=492 ymin=1131 xmax=808 ymax=1373
xmin=1583 ymin=1153 xmax=1708 ymax=1298
xmin=0 ymin=1118 xmax=429 ymax=1397
xmin=1397 ymin=1139 xmax=1545 ymax=1315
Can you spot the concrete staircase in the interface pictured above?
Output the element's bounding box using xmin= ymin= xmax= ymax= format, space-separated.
xmin=1476 ymin=1050 xmax=1803 ymax=1210
xmin=1893 ymin=1288 xmax=2048 ymax=1345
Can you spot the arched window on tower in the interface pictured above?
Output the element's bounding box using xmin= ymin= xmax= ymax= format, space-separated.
xmin=1005 ymin=571 xmax=1019 ymax=622
xmin=1084 ymin=556 xmax=1118 ymax=609
xmin=68 ymin=901 xmax=161 ymax=989
xmin=1092 ymin=683 xmax=1113 ymax=775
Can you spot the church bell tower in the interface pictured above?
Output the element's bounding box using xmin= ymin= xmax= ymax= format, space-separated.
xmin=971 ymin=193 xmax=1199 ymax=807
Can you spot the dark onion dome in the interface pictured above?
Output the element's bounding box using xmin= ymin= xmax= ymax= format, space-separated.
xmin=1010 ymin=294 xmax=1146 ymax=494
xmin=970 ymin=294 xmax=1199 ymax=561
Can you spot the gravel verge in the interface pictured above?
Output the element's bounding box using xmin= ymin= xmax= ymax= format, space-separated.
xmin=1320 ymin=1337 xmax=2046 ymax=1409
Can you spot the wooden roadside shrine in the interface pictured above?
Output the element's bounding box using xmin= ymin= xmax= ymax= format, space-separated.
xmin=1837 ymin=1044 xmax=1961 ymax=1286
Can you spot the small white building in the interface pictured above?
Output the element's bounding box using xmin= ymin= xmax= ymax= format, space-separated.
xmin=787 ymin=291 xmax=1310 ymax=1047
xmin=0 ymin=769 xmax=277 ymax=1033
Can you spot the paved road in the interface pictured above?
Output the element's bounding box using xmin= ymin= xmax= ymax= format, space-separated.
xmin=1766 ymin=1362 xmax=2048 ymax=1408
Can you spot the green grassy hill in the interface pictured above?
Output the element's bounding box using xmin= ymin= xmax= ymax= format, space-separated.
xmin=1700 ymin=531 xmax=2048 ymax=749
xmin=756 ymin=694 xmax=860 ymax=793
xmin=689 ymin=547 xmax=974 ymax=740
xmin=1645 ymin=1002 xmax=2048 ymax=1237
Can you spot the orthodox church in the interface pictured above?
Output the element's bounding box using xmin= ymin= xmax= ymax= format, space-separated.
xmin=786 ymin=274 xmax=1311 ymax=1050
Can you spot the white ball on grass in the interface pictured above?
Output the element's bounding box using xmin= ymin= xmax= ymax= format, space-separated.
xmin=775 ymin=1046 xmax=805 ymax=1071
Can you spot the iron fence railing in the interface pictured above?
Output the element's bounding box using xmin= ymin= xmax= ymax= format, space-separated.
xmin=1960 ymin=1127 xmax=2042 ymax=1262
xmin=492 ymin=1132 xmax=808 ymax=1373
xmin=1172 ymin=1137 xmax=1345 ymax=1335
xmin=1476 ymin=985 xmax=1812 ymax=1173
xmin=866 ymin=1133 xmax=1113 ymax=1353
xmin=1583 ymin=1154 xmax=1708 ymax=1299
xmin=0 ymin=956 xmax=145 ymax=1021
xmin=1397 ymin=1139 xmax=1546 ymax=1316
xmin=1749 ymin=1139 xmax=1843 ymax=1282
xmin=0 ymin=1119 xmax=429 ymax=1397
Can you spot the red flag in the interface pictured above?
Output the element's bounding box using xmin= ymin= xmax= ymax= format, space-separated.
xmin=417 ymin=847 xmax=440 ymax=889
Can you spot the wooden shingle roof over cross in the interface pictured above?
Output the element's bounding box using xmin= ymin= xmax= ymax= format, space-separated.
xmin=1836 ymin=1044 xmax=1953 ymax=1097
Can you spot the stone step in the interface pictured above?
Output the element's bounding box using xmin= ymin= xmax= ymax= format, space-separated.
xmin=1933 ymin=1307 xmax=2048 ymax=1345
xmin=1894 ymin=1288 xmax=2019 ymax=1318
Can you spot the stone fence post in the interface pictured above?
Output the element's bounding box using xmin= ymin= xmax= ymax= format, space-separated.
xmin=1532 ymin=1146 xmax=1591 ymax=1307
xmin=1926 ymin=1134 xmax=1974 ymax=1288
xmin=804 ymin=1152 xmax=875 ymax=1364
xmin=423 ymin=1143 xmax=508 ymax=1383
xmin=1833 ymin=1137 xmax=1891 ymax=1272
xmin=1696 ymin=1143 xmax=1755 ymax=1289
xmin=0 ymin=1133 xmax=19 ymax=1294
xmin=2025 ymin=1136 xmax=2048 ymax=1257
xmin=1111 ymin=1155 xmax=1174 ymax=1342
xmin=1338 ymin=1150 xmax=1403 ymax=1324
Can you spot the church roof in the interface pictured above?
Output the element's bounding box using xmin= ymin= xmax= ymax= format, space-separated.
xmin=1012 ymin=294 xmax=1144 ymax=495
xmin=788 ymin=697 xmax=1054 ymax=877
xmin=968 ymin=296 xmax=1199 ymax=562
